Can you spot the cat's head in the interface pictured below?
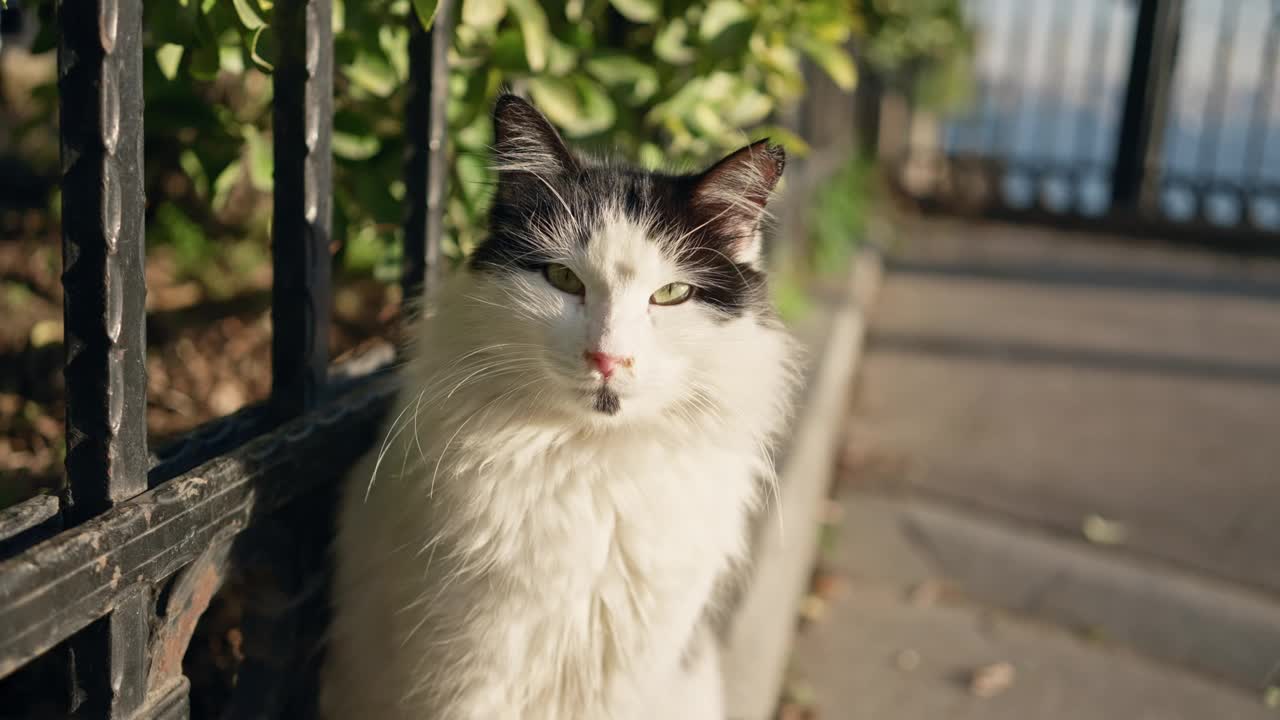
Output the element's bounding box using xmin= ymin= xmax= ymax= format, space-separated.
xmin=463 ymin=94 xmax=787 ymax=425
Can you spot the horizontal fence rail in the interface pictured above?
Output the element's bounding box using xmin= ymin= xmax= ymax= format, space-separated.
xmin=0 ymin=0 xmax=452 ymax=716
xmin=889 ymin=0 xmax=1280 ymax=250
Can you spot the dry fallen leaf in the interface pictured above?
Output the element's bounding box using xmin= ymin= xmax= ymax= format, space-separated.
xmin=1082 ymin=514 xmax=1128 ymax=545
xmin=907 ymin=580 xmax=942 ymax=607
xmin=800 ymin=594 xmax=827 ymax=623
xmin=970 ymin=661 xmax=1016 ymax=698
xmin=895 ymin=649 xmax=921 ymax=672
xmin=1263 ymin=685 xmax=1279 ymax=709
xmin=811 ymin=572 xmax=847 ymax=602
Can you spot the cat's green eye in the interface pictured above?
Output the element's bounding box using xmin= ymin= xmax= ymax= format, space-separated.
xmin=543 ymin=263 xmax=586 ymax=295
xmin=650 ymin=282 xmax=694 ymax=306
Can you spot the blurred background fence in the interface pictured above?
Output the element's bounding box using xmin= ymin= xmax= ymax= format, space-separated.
xmin=887 ymin=0 xmax=1280 ymax=250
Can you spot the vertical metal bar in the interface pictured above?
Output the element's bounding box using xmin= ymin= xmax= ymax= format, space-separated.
xmin=1111 ymin=0 xmax=1183 ymax=210
xmin=69 ymin=587 xmax=151 ymax=718
xmin=57 ymin=0 xmax=148 ymax=523
xmin=272 ymin=0 xmax=333 ymax=417
xmin=1034 ymin=1 xmax=1074 ymax=164
xmin=402 ymin=0 xmax=451 ymax=307
xmin=58 ymin=1 xmax=151 ymax=716
xmin=1245 ymin=2 xmax=1279 ymax=184
xmin=1074 ymin=0 xmax=1115 ymax=164
xmin=1196 ymin=0 xmax=1242 ymax=177
xmin=987 ymin=0 xmax=1033 ymax=158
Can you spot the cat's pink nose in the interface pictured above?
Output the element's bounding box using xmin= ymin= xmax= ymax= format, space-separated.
xmin=584 ymin=350 xmax=631 ymax=380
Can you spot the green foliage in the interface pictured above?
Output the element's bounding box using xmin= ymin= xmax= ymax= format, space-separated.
xmin=855 ymin=0 xmax=975 ymax=112
xmin=11 ymin=0 xmax=967 ymax=280
xmin=810 ymin=152 xmax=873 ymax=275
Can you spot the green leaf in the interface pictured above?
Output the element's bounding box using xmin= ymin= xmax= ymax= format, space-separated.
xmin=243 ymin=127 xmax=273 ymax=191
xmin=490 ymin=29 xmax=531 ymax=71
xmin=156 ymin=44 xmax=185 ymax=81
xmin=546 ymin=38 xmax=578 ymax=76
xmin=248 ymin=25 xmax=277 ymax=72
xmin=585 ymin=54 xmax=659 ymax=103
xmin=153 ymin=203 xmax=209 ymax=277
xmin=189 ymin=42 xmax=222 ymax=81
xmin=461 ymin=0 xmax=507 ymax=30
xmin=147 ymin=0 xmax=202 ymax=46
xmin=799 ymin=39 xmax=857 ymax=91
xmin=723 ymin=88 xmax=773 ymax=127
xmin=608 ymin=0 xmax=658 ymax=23
xmin=506 ymin=0 xmax=549 ymax=72
xmin=412 ymin=0 xmax=439 ymax=30
xmin=637 ymin=142 xmax=665 ymax=170
xmin=379 ymin=25 xmax=410 ymax=81
xmin=179 ymin=150 xmax=210 ymax=198
xmin=347 ymin=48 xmax=398 ymax=97
xmin=698 ymin=0 xmax=750 ymax=41
xmin=455 ymin=152 xmax=492 ymax=212
xmin=333 ymin=111 xmax=381 ymax=160
xmin=654 ymin=19 xmax=695 ymax=64
xmin=528 ymin=76 xmax=615 ymax=137
xmin=221 ymin=44 xmax=247 ymax=74
xmin=230 ymin=0 xmax=266 ymax=30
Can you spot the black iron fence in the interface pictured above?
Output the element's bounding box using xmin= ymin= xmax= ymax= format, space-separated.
xmin=0 ymin=0 xmax=450 ymax=716
xmin=887 ymin=0 xmax=1280 ymax=251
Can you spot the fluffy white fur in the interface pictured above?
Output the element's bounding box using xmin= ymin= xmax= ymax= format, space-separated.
xmin=321 ymin=205 xmax=793 ymax=718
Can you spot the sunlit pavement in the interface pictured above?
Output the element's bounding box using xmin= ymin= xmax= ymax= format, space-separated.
xmin=786 ymin=219 xmax=1280 ymax=719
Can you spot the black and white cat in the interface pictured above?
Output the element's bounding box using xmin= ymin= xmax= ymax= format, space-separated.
xmin=321 ymin=95 xmax=795 ymax=720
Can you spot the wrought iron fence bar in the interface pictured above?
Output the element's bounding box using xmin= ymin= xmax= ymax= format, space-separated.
xmin=1036 ymin=2 xmax=1074 ymax=163
xmin=0 ymin=373 xmax=395 ymax=682
xmin=56 ymin=1 xmax=151 ymax=715
xmin=1111 ymin=0 xmax=1182 ymax=210
xmin=272 ymin=0 xmax=334 ymax=418
xmin=1075 ymin=0 xmax=1115 ymax=164
xmin=71 ymin=585 xmax=150 ymax=718
xmin=57 ymin=0 xmax=148 ymax=522
xmin=1244 ymin=3 xmax=1279 ymax=184
xmin=0 ymin=495 xmax=59 ymax=548
xmin=990 ymin=0 xmax=1033 ymax=159
xmin=402 ymin=4 xmax=452 ymax=307
xmin=1196 ymin=0 xmax=1242 ymax=179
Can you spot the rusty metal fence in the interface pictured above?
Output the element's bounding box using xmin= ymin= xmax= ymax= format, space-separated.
xmin=0 ymin=0 xmax=450 ymax=716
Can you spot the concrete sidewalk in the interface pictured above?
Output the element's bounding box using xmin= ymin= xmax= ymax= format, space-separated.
xmin=787 ymin=494 xmax=1276 ymax=720
xmin=855 ymin=220 xmax=1280 ymax=598
xmin=787 ymin=220 xmax=1280 ymax=718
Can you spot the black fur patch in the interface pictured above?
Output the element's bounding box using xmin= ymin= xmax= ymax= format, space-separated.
xmin=594 ymin=388 xmax=621 ymax=415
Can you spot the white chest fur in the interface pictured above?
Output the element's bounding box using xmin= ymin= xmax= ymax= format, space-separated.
xmin=323 ymin=396 xmax=769 ymax=720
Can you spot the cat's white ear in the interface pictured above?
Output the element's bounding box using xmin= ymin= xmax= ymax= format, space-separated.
xmin=690 ymin=140 xmax=786 ymax=264
xmin=491 ymin=94 xmax=580 ymax=178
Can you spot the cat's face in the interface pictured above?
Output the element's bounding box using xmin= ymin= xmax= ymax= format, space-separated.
xmin=465 ymin=95 xmax=785 ymax=424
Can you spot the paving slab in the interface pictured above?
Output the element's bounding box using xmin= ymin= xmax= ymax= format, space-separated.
xmin=854 ymin=219 xmax=1280 ymax=596
xmin=788 ymin=493 xmax=1278 ymax=720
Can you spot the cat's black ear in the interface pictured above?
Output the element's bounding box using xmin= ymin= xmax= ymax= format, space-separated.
xmin=689 ymin=140 xmax=786 ymax=264
xmin=491 ymin=94 xmax=580 ymax=178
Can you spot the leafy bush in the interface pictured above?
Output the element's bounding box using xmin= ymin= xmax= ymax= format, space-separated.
xmin=6 ymin=0 xmax=967 ymax=277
